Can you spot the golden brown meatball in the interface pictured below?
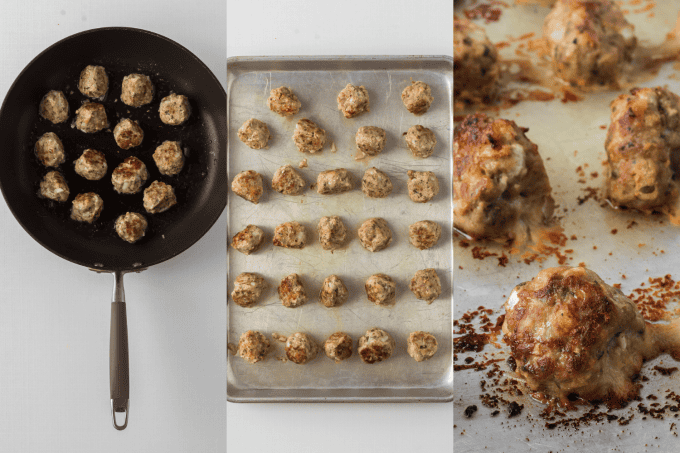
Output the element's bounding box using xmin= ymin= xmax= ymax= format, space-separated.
xmin=113 ymin=118 xmax=143 ymax=150
xmin=143 ymin=181 xmax=177 ymax=214
xmin=316 ymin=168 xmax=353 ymax=195
xmin=319 ymin=275 xmax=349 ymax=308
xmin=237 ymin=118 xmax=271 ymax=150
xmin=324 ymin=332 xmax=353 ymax=363
xmin=153 ymin=141 xmax=185 ymax=176
xmin=407 ymin=170 xmax=439 ymax=203
xmin=278 ymin=274 xmax=307 ymax=308
xmin=356 ymin=126 xmax=386 ymax=156
xmin=35 ymin=132 xmax=65 ymax=168
xmin=409 ymin=220 xmax=441 ymax=250
xmin=410 ymin=269 xmax=441 ymax=304
xmin=365 ymin=273 xmax=396 ymax=306
xmin=401 ymin=81 xmax=434 ymax=114
xmin=273 ymin=221 xmax=307 ymax=249
xmin=79 ymin=65 xmax=109 ymax=98
xmin=293 ymin=118 xmax=326 ymax=153
xmin=115 ymin=212 xmax=148 ymax=243
xmin=358 ymin=328 xmax=396 ymax=364
xmin=272 ymin=164 xmax=305 ymax=195
xmin=361 ymin=167 xmax=393 ymax=198
xmin=238 ymin=330 xmax=270 ymax=363
xmin=317 ymin=216 xmax=347 ymax=251
xmin=39 ymin=171 xmax=69 ymax=202
xmin=70 ymin=192 xmax=103 ymax=223
xmin=337 ymin=84 xmax=370 ymax=118
xmin=75 ymin=102 xmax=108 ymax=133
xmin=267 ymin=86 xmax=301 ymax=116
xmin=405 ymin=125 xmax=437 ymax=158
xmin=358 ymin=218 xmax=392 ymax=252
xmin=407 ymin=331 xmax=438 ymax=362
xmin=74 ymin=149 xmax=107 ymax=181
xmin=231 ymin=170 xmax=263 ymax=204
xmin=39 ymin=90 xmax=69 ymax=124
xmin=285 ymin=332 xmax=319 ymax=364
xmin=454 ymin=17 xmax=500 ymax=104
xmin=121 ymin=73 xmax=154 ymax=107
xmin=159 ymin=93 xmax=191 ymax=125
xmin=231 ymin=273 xmax=267 ymax=308
xmin=112 ymin=156 xmax=148 ymax=195
xmin=231 ymin=225 xmax=265 ymax=255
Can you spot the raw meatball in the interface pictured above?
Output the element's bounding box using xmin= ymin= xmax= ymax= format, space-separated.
xmin=365 ymin=273 xmax=396 ymax=306
xmin=78 ymin=65 xmax=109 ymax=98
xmin=285 ymin=332 xmax=319 ymax=364
xmin=113 ymin=118 xmax=144 ymax=150
xmin=409 ymin=220 xmax=441 ymax=250
xmin=410 ymin=269 xmax=441 ymax=304
xmin=453 ymin=17 xmax=500 ymax=104
xmin=121 ymin=73 xmax=154 ymax=107
xmin=74 ymin=102 xmax=108 ymax=133
xmin=231 ymin=273 xmax=267 ymax=308
xmin=317 ymin=216 xmax=347 ymax=251
xmin=324 ymin=332 xmax=353 ymax=363
xmin=272 ymin=164 xmax=305 ymax=195
xmin=293 ymin=119 xmax=326 ymax=153
xmin=231 ymin=224 xmax=265 ymax=255
xmin=356 ymin=126 xmax=386 ymax=156
xmin=337 ymin=84 xmax=370 ymax=118
xmin=358 ymin=218 xmax=392 ymax=252
xmin=143 ymin=181 xmax=177 ymax=214
xmin=319 ymin=275 xmax=349 ymax=308
xmin=237 ymin=118 xmax=271 ymax=150
xmin=159 ymin=93 xmax=191 ymax=125
xmin=405 ymin=125 xmax=437 ymax=158
xmin=401 ymin=81 xmax=434 ymax=115
xmin=278 ymin=273 xmax=307 ymax=308
xmin=407 ymin=170 xmax=439 ymax=203
xmin=316 ymin=168 xmax=353 ymax=195
xmin=544 ymin=0 xmax=636 ymax=88
xmin=407 ymin=331 xmax=438 ymax=362
xmin=39 ymin=171 xmax=69 ymax=202
xmin=74 ymin=149 xmax=107 ymax=180
xmin=70 ymin=192 xmax=103 ymax=223
xmin=153 ymin=140 xmax=185 ymax=176
xmin=112 ymin=156 xmax=148 ymax=194
xmin=35 ymin=132 xmax=65 ymax=167
xmin=238 ymin=330 xmax=271 ymax=364
xmin=115 ymin=212 xmax=148 ymax=243
xmin=361 ymin=167 xmax=393 ymax=198
xmin=357 ymin=328 xmax=396 ymax=364
xmin=267 ymin=86 xmax=301 ymax=116
xmin=273 ymin=221 xmax=306 ymax=249
xmin=39 ymin=90 xmax=69 ymax=124
xmin=231 ymin=170 xmax=263 ymax=204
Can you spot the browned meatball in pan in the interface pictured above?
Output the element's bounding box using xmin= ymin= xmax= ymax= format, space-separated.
xmin=115 ymin=212 xmax=148 ymax=244
xmin=79 ymin=65 xmax=109 ymax=99
xmin=113 ymin=118 xmax=143 ymax=150
xmin=153 ymin=141 xmax=185 ymax=176
xmin=112 ymin=156 xmax=148 ymax=194
xmin=75 ymin=149 xmax=107 ymax=181
xmin=39 ymin=171 xmax=69 ymax=202
xmin=121 ymin=73 xmax=154 ymax=107
xmin=75 ymin=102 xmax=108 ymax=133
xmin=159 ymin=93 xmax=191 ymax=125
xmin=39 ymin=90 xmax=69 ymax=124
xmin=267 ymin=86 xmax=301 ymax=116
xmin=70 ymin=192 xmax=103 ymax=223
xmin=35 ymin=132 xmax=65 ymax=168
xmin=143 ymin=181 xmax=177 ymax=214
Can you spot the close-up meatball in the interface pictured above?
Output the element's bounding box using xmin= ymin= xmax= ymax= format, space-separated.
xmin=237 ymin=118 xmax=271 ymax=150
xmin=273 ymin=221 xmax=307 ymax=249
xmin=267 ymin=86 xmax=302 ymax=116
xmin=407 ymin=170 xmax=439 ymax=203
xmin=316 ymin=168 xmax=353 ymax=195
xmin=358 ymin=218 xmax=392 ymax=252
xmin=159 ymin=93 xmax=191 ymax=125
xmin=365 ymin=273 xmax=396 ymax=306
xmin=143 ymin=181 xmax=177 ymax=214
xmin=74 ymin=149 xmax=107 ymax=180
xmin=357 ymin=328 xmax=396 ymax=364
xmin=285 ymin=332 xmax=319 ymax=364
xmin=231 ymin=170 xmax=263 ymax=204
xmin=113 ymin=118 xmax=144 ymax=150
xmin=401 ymin=81 xmax=434 ymax=115
xmin=153 ymin=140 xmax=185 ymax=176
xmin=319 ymin=275 xmax=349 ymax=308
xmin=410 ymin=269 xmax=442 ymax=304
xmin=70 ymin=192 xmax=103 ymax=223
xmin=39 ymin=90 xmax=69 ymax=124
xmin=337 ymin=83 xmax=370 ymax=118
xmin=407 ymin=331 xmax=438 ymax=362
xmin=408 ymin=220 xmax=441 ymax=250
xmin=317 ymin=216 xmax=347 ymax=251
xmin=271 ymin=164 xmax=305 ymax=195
xmin=361 ymin=167 xmax=393 ymax=198
xmin=231 ymin=224 xmax=265 ymax=255
xmin=35 ymin=132 xmax=65 ymax=168
xmin=78 ymin=65 xmax=109 ymax=99
xmin=231 ymin=273 xmax=267 ymax=308
xmin=278 ymin=273 xmax=307 ymax=308
xmin=120 ymin=73 xmax=154 ymax=107
xmin=293 ymin=118 xmax=326 ymax=153
xmin=405 ymin=125 xmax=437 ymax=158
xmin=237 ymin=330 xmax=271 ymax=364
xmin=74 ymin=102 xmax=108 ymax=133
xmin=111 ymin=156 xmax=148 ymax=194
xmin=453 ymin=17 xmax=500 ymax=104
xmin=324 ymin=332 xmax=353 ymax=363
xmin=39 ymin=171 xmax=69 ymax=202
xmin=114 ymin=212 xmax=148 ymax=244
xmin=355 ymin=126 xmax=386 ymax=156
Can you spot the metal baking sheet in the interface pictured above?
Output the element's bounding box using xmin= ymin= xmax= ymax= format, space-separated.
xmin=226 ymin=56 xmax=453 ymax=402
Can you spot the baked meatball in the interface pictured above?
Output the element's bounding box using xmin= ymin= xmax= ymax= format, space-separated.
xmin=35 ymin=132 xmax=65 ymax=168
xmin=143 ymin=181 xmax=177 ymax=214
xmin=407 ymin=331 xmax=438 ymax=362
xmin=238 ymin=330 xmax=271 ymax=364
xmin=319 ymin=275 xmax=349 ymax=308
xmin=410 ymin=269 xmax=442 ymax=304
xmin=337 ymin=83 xmax=370 ymax=118
xmin=316 ymin=168 xmax=353 ymax=195
xmin=74 ymin=149 xmax=107 ymax=180
xmin=273 ymin=221 xmax=307 ymax=249
xmin=231 ymin=273 xmax=267 ymax=308
xmin=39 ymin=90 xmax=69 ymax=124
xmin=544 ymin=0 xmax=636 ymax=88
xmin=278 ymin=273 xmax=307 ymax=308
xmin=405 ymin=125 xmax=437 ymax=158
xmin=159 ymin=93 xmax=191 ymax=125
xmin=272 ymin=164 xmax=305 ymax=195
xmin=153 ymin=141 xmax=185 ymax=176
xmin=231 ymin=224 xmax=265 ymax=255
xmin=231 ymin=170 xmax=263 ymax=204
xmin=267 ymin=86 xmax=301 ymax=116
xmin=361 ymin=167 xmax=393 ymax=198
xmin=237 ymin=118 xmax=271 ymax=150
xmin=365 ymin=273 xmax=396 ymax=306
xmin=74 ymin=102 xmax=108 ymax=133
xmin=121 ymin=73 xmax=154 ymax=107
xmin=358 ymin=328 xmax=396 ymax=364
xmin=409 ymin=220 xmax=441 ymax=250
xmin=115 ymin=212 xmax=148 ymax=243
xmin=317 ymin=216 xmax=347 ymax=251
xmin=324 ymin=332 xmax=353 ymax=363
xmin=407 ymin=170 xmax=439 ymax=203
xmin=285 ymin=332 xmax=319 ymax=364
xmin=39 ymin=171 xmax=69 ymax=202
xmin=453 ymin=17 xmax=500 ymax=104
xmin=401 ymin=81 xmax=434 ymax=115
xmin=293 ymin=119 xmax=326 ymax=153
xmin=78 ymin=65 xmax=109 ymax=99
xmin=112 ymin=156 xmax=148 ymax=194
xmin=113 ymin=118 xmax=144 ymax=150
xmin=70 ymin=192 xmax=103 ymax=223
xmin=356 ymin=126 xmax=386 ymax=156
xmin=358 ymin=218 xmax=392 ymax=252
xmin=454 ymin=113 xmax=555 ymax=242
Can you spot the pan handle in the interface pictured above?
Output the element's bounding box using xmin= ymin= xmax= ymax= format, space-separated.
xmin=110 ymin=271 xmax=129 ymax=431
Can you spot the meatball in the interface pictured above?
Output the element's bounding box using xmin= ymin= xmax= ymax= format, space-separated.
xmin=319 ymin=275 xmax=349 ymax=308
xmin=143 ymin=181 xmax=177 ymax=214
xmin=78 ymin=65 xmax=109 ymax=99
xmin=74 ymin=102 xmax=108 ymax=133
xmin=272 ymin=164 xmax=305 ymax=195
xmin=285 ymin=332 xmax=319 ymax=364
xmin=293 ymin=119 xmax=326 ymax=153
xmin=35 ymin=132 xmax=65 ymax=168
xmin=365 ymin=273 xmax=396 ymax=306
xmin=407 ymin=331 xmax=438 ymax=362
xmin=231 ymin=170 xmax=263 ymax=204
xmin=75 ymin=149 xmax=107 ymax=181
xmin=405 ymin=125 xmax=437 ymax=158
xmin=39 ymin=171 xmax=69 ymax=202
xmin=39 ymin=90 xmax=69 ymax=124
xmin=324 ymin=332 xmax=353 ymax=363
xmin=357 ymin=328 xmax=396 ymax=364
xmin=401 ymin=81 xmax=434 ymax=115
xmin=153 ymin=140 xmax=185 ymax=176
xmin=120 ymin=73 xmax=154 ymax=107
xmin=159 ymin=93 xmax=191 ymax=125
xmin=361 ymin=167 xmax=393 ymax=198
xmin=337 ymin=83 xmax=370 ymax=118
xmin=115 ymin=212 xmax=148 ymax=243
xmin=113 ymin=118 xmax=144 ymax=150
xmin=237 ymin=330 xmax=271 ymax=364
xmin=111 ymin=156 xmax=148 ymax=194
xmin=544 ymin=0 xmax=635 ymax=88
xmin=407 ymin=170 xmax=439 ymax=203
xmin=453 ymin=113 xmax=555 ymax=242
xmin=273 ymin=221 xmax=306 ymax=249
xmin=316 ymin=168 xmax=353 ymax=195
xmin=267 ymin=86 xmax=302 ymax=116
xmin=231 ymin=273 xmax=267 ymax=308
xmin=356 ymin=126 xmax=386 ymax=156
xmin=278 ymin=273 xmax=307 ymax=308
xmin=409 ymin=220 xmax=442 ymax=250
xmin=237 ymin=118 xmax=271 ymax=150
xmin=70 ymin=192 xmax=103 ymax=223
xmin=317 ymin=216 xmax=347 ymax=251
xmin=453 ymin=17 xmax=500 ymax=104
xmin=231 ymin=224 xmax=265 ymax=255
xmin=358 ymin=218 xmax=392 ymax=252
xmin=410 ymin=269 xmax=442 ymax=304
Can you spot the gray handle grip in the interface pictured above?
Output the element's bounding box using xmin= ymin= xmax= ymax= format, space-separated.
xmin=110 ymin=301 xmax=129 ymax=430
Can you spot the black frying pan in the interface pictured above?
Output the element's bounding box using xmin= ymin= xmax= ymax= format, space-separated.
xmin=0 ymin=27 xmax=226 ymax=430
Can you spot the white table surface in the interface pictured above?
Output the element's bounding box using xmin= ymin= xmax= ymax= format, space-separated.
xmin=226 ymin=1 xmax=453 ymax=452
xmin=0 ymin=1 xmax=226 ymax=451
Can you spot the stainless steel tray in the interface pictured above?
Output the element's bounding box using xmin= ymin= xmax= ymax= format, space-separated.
xmin=226 ymin=55 xmax=453 ymax=402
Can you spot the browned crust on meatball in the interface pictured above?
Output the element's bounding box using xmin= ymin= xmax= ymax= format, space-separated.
xmin=324 ymin=332 xmax=353 ymax=362
xmin=454 ymin=17 xmax=500 ymax=104
xmin=358 ymin=328 xmax=396 ymax=364
xmin=401 ymin=81 xmax=434 ymax=115
xmin=278 ymin=273 xmax=307 ymax=308
xmin=337 ymin=84 xmax=370 ymax=118
xmin=231 ymin=170 xmax=263 ymax=204
xmin=267 ymin=87 xmax=302 ymax=116
xmin=285 ymin=332 xmax=319 ymax=364
xmin=231 ymin=224 xmax=265 ymax=255
xmin=409 ymin=220 xmax=442 ymax=250
xmin=238 ymin=330 xmax=271 ymax=364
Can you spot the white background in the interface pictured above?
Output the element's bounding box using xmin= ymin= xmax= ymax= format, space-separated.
xmin=0 ymin=0 xmax=226 ymax=451
xmin=226 ymin=1 xmax=453 ymax=452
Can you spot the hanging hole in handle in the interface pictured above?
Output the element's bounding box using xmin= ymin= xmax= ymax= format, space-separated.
xmin=111 ymin=399 xmax=129 ymax=431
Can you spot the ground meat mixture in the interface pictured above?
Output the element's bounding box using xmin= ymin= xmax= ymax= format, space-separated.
xmin=316 ymin=168 xmax=353 ymax=195
xmin=358 ymin=328 xmax=396 ymax=364
xmin=238 ymin=330 xmax=271 ymax=364
xmin=285 ymin=332 xmax=319 ymax=364
xmin=317 ymin=216 xmax=347 ymax=251
xmin=74 ymin=102 xmax=108 ymax=133
xmin=231 ymin=224 xmax=265 ymax=255
xmin=272 ymin=221 xmax=307 ymax=249
xmin=113 ymin=118 xmax=144 ymax=150
xmin=231 ymin=170 xmax=263 ymax=204
xmin=407 ymin=331 xmax=438 ymax=362
xmin=405 ymin=125 xmax=437 ymax=158
xmin=361 ymin=167 xmax=393 ymax=198
xmin=70 ymin=192 xmax=103 ymax=223
xmin=39 ymin=171 xmax=69 ymax=202
xmin=159 ymin=93 xmax=191 ymax=125
xmin=365 ymin=273 xmax=396 ymax=306
xmin=407 ymin=170 xmax=439 ymax=203
xmin=278 ymin=273 xmax=307 ymax=308
xmin=237 ymin=118 xmax=271 ymax=150
xmin=35 ymin=132 xmax=65 ymax=168
xmin=401 ymin=81 xmax=434 ymax=115
xmin=293 ymin=119 xmax=326 ymax=153
xmin=453 ymin=17 xmax=500 ymax=104
xmin=337 ymin=83 xmax=370 ymax=118
xmin=78 ymin=65 xmax=108 ymax=99
xmin=267 ymin=86 xmax=302 ymax=116
xmin=153 ymin=140 xmax=185 ymax=176
xmin=410 ymin=268 xmax=442 ymax=304
xmin=355 ymin=126 xmax=386 ymax=156
xmin=39 ymin=90 xmax=69 ymax=124
xmin=111 ymin=156 xmax=148 ymax=194
xmin=358 ymin=218 xmax=392 ymax=252
xmin=324 ymin=332 xmax=353 ymax=363
xmin=143 ymin=181 xmax=177 ymax=214
xmin=319 ymin=274 xmax=349 ymax=308
xmin=409 ymin=220 xmax=441 ymax=250
xmin=231 ymin=273 xmax=267 ymax=308
xmin=271 ymin=164 xmax=305 ymax=195
xmin=74 ymin=149 xmax=107 ymax=180
xmin=120 ymin=73 xmax=154 ymax=107
xmin=114 ymin=212 xmax=147 ymax=243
